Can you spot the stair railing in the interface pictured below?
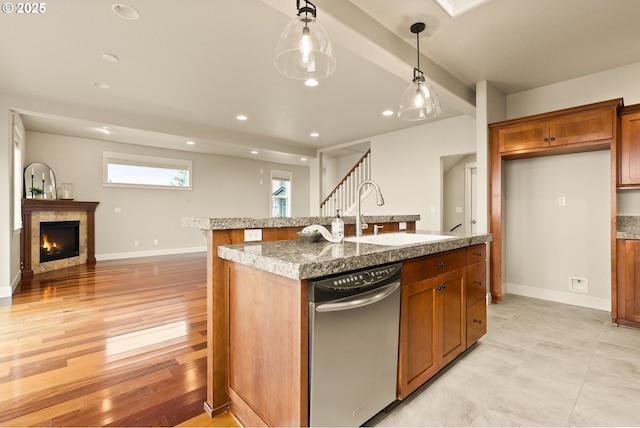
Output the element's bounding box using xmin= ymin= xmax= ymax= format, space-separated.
xmin=320 ymin=149 xmax=371 ymax=216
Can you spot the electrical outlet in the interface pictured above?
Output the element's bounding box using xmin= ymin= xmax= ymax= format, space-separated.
xmin=244 ymin=229 xmax=263 ymax=242
xmin=134 ymin=240 xmax=139 ymax=246
xmin=558 ymin=196 xmax=566 ymax=206
xmin=115 ymin=207 xmax=121 ymax=213
xmin=399 ymin=222 xmax=407 ymax=230
xmin=153 ymin=239 xmax=159 ymax=245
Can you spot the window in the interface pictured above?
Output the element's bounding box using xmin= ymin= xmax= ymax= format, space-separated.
xmin=12 ymin=115 xmax=24 ymax=232
xmin=103 ymin=151 xmax=192 ymax=190
xmin=271 ymin=170 xmax=292 ymax=217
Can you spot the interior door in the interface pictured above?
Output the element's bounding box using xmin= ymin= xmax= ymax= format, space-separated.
xmin=465 ymin=163 xmax=477 ymax=233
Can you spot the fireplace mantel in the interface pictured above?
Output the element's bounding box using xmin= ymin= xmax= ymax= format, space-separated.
xmin=21 ymin=199 xmax=99 ymax=278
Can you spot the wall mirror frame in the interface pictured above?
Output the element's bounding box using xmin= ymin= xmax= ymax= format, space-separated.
xmin=24 ymin=162 xmax=57 ymax=200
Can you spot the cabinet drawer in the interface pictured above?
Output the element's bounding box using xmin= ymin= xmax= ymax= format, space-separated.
xmin=403 ymin=249 xmax=465 ymax=283
xmin=466 ymin=299 xmax=486 ymax=347
xmin=466 ymin=244 xmax=486 ymax=265
xmin=466 ymin=262 xmax=486 ymax=306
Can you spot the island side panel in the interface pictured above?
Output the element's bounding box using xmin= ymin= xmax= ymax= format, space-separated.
xmin=227 ymin=262 xmax=309 ymax=427
xmin=206 ymin=229 xmax=239 ymax=415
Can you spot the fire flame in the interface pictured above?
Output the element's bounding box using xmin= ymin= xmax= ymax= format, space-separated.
xmin=41 ymin=233 xmax=58 ymax=253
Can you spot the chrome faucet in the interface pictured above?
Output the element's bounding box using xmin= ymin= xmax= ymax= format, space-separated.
xmin=355 ymin=180 xmax=385 ymax=237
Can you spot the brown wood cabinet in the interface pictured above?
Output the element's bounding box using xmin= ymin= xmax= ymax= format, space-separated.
xmin=498 ymin=108 xmax=614 ymax=154
xmin=616 ymin=240 xmax=640 ymax=328
xmin=397 ymin=249 xmax=466 ymax=399
xmin=618 ymin=106 xmax=640 ymax=187
xmin=465 ymin=245 xmax=487 ymax=346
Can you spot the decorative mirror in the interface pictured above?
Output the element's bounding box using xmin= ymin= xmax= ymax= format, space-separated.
xmin=24 ymin=162 xmax=57 ymax=200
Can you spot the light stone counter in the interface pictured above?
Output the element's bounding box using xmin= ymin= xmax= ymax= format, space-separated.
xmin=218 ymin=231 xmax=492 ymax=280
xmin=617 ymin=215 xmax=640 ymax=239
xmin=182 ymin=215 xmax=420 ymax=230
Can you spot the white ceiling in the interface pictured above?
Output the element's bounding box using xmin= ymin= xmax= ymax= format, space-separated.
xmin=2 ymin=0 xmax=640 ymax=165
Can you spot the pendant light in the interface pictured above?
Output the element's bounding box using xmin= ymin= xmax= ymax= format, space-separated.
xmin=274 ymin=0 xmax=336 ymax=81
xmin=398 ymin=22 xmax=441 ymax=121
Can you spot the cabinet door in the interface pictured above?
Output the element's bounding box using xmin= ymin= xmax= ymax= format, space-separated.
xmin=437 ymin=269 xmax=465 ymax=368
xmin=498 ymin=120 xmax=549 ymax=153
xmin=622 ymin=240 xmax=640 ymax=324
xmin=397 ymin=277 xmax=438 ymax=399
xmin=549 ymin=109 xmax=613 ymax=147
xmin=619 ymin=112 xmax=640 ymax=186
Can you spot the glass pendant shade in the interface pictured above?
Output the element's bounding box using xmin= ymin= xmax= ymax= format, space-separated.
xmin=397 ymin=74 xmax=441 ymax=121
xmin=398 ymin=22 xmax=441 ymax=121
xmin=274 ymin=14 xmax=336 ymax=80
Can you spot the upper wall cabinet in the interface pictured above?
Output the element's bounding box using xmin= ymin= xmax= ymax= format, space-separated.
xmin=618 ymin=105 xmax=640 ymax=187
xmin=498 ymin=108 xmax=615 ymax=155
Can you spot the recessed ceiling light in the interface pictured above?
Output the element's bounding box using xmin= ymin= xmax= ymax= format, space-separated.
xmin=92 ymin=81 xmax=110 ymax=89
xmin=101 ymin=53 xmax=120 ymax=62
xmin=236 ymin=115 xmax=248 ymax=121
xmin=305 ymin=79 xmax=319 ymax=87
xmin=382 ymin=110 xmax=394 ymax=116
xmin=250 ymin=150 xmax=258 ymax=154
xmin=310 ymin=132 xmax=319 ymax=137
xmin=186 ymin=141 xmax=195 ymax=145
xmin=300 ymin=158 xmax=308 ymax=161
xmin=112 ymin=3 xmax=140 ymax=20
xmin=100 ymin=127 xmax=111 ymax=134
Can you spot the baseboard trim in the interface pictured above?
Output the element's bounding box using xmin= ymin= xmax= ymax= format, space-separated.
xmin=96 ymin=246 xmax=206 ymax=261
xmin=505 ymin=282 xmax=610 ymax=311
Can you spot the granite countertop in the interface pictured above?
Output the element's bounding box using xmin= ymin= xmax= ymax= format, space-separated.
xmin=182 ymin=215 xmax=420 ymax=230
xmin=217 ymin=230 xmax=492 ymax=280
xmin=617 ymin=215 xmax=640 ymax=239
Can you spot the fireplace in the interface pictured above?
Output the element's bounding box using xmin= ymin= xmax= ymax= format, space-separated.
xmin=40 ymin=221 xmax=80 ymax=263
xmin=21 ymin=199 xmax=99 ymax=277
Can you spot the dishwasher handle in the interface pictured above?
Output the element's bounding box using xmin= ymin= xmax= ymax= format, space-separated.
xmin=315 ymin=282 xmax=400 ymax=313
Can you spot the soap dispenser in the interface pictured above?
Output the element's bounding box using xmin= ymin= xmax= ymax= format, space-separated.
xmin=331 ymin=209 xmax=344 ymax=242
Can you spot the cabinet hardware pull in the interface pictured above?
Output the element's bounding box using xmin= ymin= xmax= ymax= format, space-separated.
xmin=543 ymin=137 xmax=549 ymax=142
xmin=436 ymin=284 xmax=446 ymax=291
xmin=473 ymin=318 xmax=482 ymax=324
xmin=550 ymin=137 xmax=555 ymax=141
xmin=474 ymin=280 xmax=482 ymax=285
xmin=475 ymin=252 xmax=482 ymax=257
xmin=437 ymin=262 xmax=445 ymax=268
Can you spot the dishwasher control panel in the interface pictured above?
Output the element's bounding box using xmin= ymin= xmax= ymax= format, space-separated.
xmin=309 ymin=263 xmax=402 ymax=302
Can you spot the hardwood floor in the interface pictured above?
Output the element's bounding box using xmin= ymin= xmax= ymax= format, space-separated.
xmin=0 ymin=253 xmax=218 ymax=427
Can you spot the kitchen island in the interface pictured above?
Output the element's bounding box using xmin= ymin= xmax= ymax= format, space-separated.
xmin=183 ymin=215 xmax=420 ymax=417
xmin=216 ymin=228 xmax=492 ymax=427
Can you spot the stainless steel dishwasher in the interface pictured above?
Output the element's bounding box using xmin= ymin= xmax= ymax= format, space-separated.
xmin=308 ymin=262 xmax=401 ymax=427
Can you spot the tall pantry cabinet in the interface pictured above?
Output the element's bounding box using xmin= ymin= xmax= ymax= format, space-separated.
xmin=616 ymin=104 xmax=640 ymax=328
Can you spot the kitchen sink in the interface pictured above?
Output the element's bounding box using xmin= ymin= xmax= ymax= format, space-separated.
xmin=344 ymin=232 xmax=453 ymax=246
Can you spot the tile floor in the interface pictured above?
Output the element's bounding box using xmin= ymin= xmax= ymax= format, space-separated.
xmin=372 ymin=294 xmax=640 ymax=427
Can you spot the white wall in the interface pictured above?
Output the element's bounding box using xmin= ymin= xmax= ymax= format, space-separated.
xmin=504 ymin=151 xmax=610 ymax=310
xmin=354 ymin=115 xmax=477 ymax=231
xmin=507 ymin=61 xmax=640 ymax=118
xmin=25 ymin=132 xmax=310 ymax=260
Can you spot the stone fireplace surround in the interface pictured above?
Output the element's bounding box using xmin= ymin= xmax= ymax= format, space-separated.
xmin=21 ymin=199 xmax=99 ymax=277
